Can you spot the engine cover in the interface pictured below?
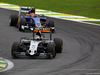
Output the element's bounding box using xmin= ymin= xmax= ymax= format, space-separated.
xmin=29 ymin=41 xmax=40 ymax=55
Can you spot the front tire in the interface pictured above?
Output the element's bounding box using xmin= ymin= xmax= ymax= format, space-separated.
xmin=47 ymin=20 xmax=55 ymax=32
xmin=11 ymin=42 xmax=20 ymax=58
xmin=19 ymin=18 xmax=26 ymax=31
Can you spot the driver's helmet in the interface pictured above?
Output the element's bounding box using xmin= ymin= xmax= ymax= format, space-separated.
xmin=35 ymin=31 xmax=41 ymax=40
xmin=30 ymin=13 xmax=35 ymax=17
xmin=35 ymin=35 xmax=40 ymax=40
xmin=36 ymin=31 xmax=41 ymax=37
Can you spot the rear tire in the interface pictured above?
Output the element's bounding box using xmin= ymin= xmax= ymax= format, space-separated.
xmin=11 ymin=42 xmax=20 ymax=58
xmin=9 ymin=14 xmax=18 ymax=26
xmin=54 ymin=38 xmax=63 ymax=53
xmin=19 ymin=18 xmax=26 ymax=31
xmin=46 ymin=43 xmax=56 ymax=59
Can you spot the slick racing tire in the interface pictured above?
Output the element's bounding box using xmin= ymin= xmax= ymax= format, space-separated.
xmin=19 ymin=18 xmax=26 ymax=31
xmin=54 ymin=38 xmax=63 ymax=53
xmin=11 ymin=42 xmax=20 ymax=58
xmin=9 ymin=14 xmax=18 ymax=26
xmin=47 ymin=43 xmax=56 ymax=59
xmin=48 ymin=20 xmax=55 ymax=27
xmin=47 ymin=20 xmax=55 ymax=32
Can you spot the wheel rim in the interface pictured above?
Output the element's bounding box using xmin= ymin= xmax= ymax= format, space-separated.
xmin=21 ymin=25 xmax=24 ymax=30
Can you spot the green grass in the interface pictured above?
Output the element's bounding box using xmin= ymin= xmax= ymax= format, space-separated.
xmin=72 ymin=8 xmax=100 ymax=19
xmin=85 ymin=21 xmax=100 ymax=24
xmin=0 ymin=0 xmax=100 ymax=19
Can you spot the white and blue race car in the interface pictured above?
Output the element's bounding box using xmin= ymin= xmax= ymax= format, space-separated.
xmin=11 ymin=28 xmax=63 ymax=59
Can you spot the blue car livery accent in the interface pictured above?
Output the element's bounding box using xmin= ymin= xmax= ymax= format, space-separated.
xmin=20 ymin=15 xmax=46 ymax=28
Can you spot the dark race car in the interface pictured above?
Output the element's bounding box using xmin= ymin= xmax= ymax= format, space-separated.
xmin=9 ymin=6 xmax=55 ymax=32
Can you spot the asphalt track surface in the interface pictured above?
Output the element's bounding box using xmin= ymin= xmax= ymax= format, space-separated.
xmin=1 ymin=8 xmax=100 ymax=75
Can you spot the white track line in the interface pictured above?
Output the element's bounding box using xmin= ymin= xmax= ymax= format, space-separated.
xmin=47 ymin=16 xmax=100 ymax=27
xmin=0 ymin=5 xmax=100 ymax=27
xmin=0 ymin=59 xmax=14 ymax=72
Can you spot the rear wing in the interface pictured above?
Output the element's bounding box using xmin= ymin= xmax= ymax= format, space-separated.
xmin=33 ymin=27 xmax=52 ymax=40
xmin=33 ymin=28 xmax=50 ymax=32
xmin=19 ymin=6 xmax=35 ymax=17
xmin=20 ymin=6 xmax=32 ymax=10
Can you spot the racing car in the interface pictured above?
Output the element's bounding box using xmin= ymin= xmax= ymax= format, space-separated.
xmin=9 ymin=6 xmax=55 ymax=32
xmin=11 ymin=28 xmax=63 ymax=59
